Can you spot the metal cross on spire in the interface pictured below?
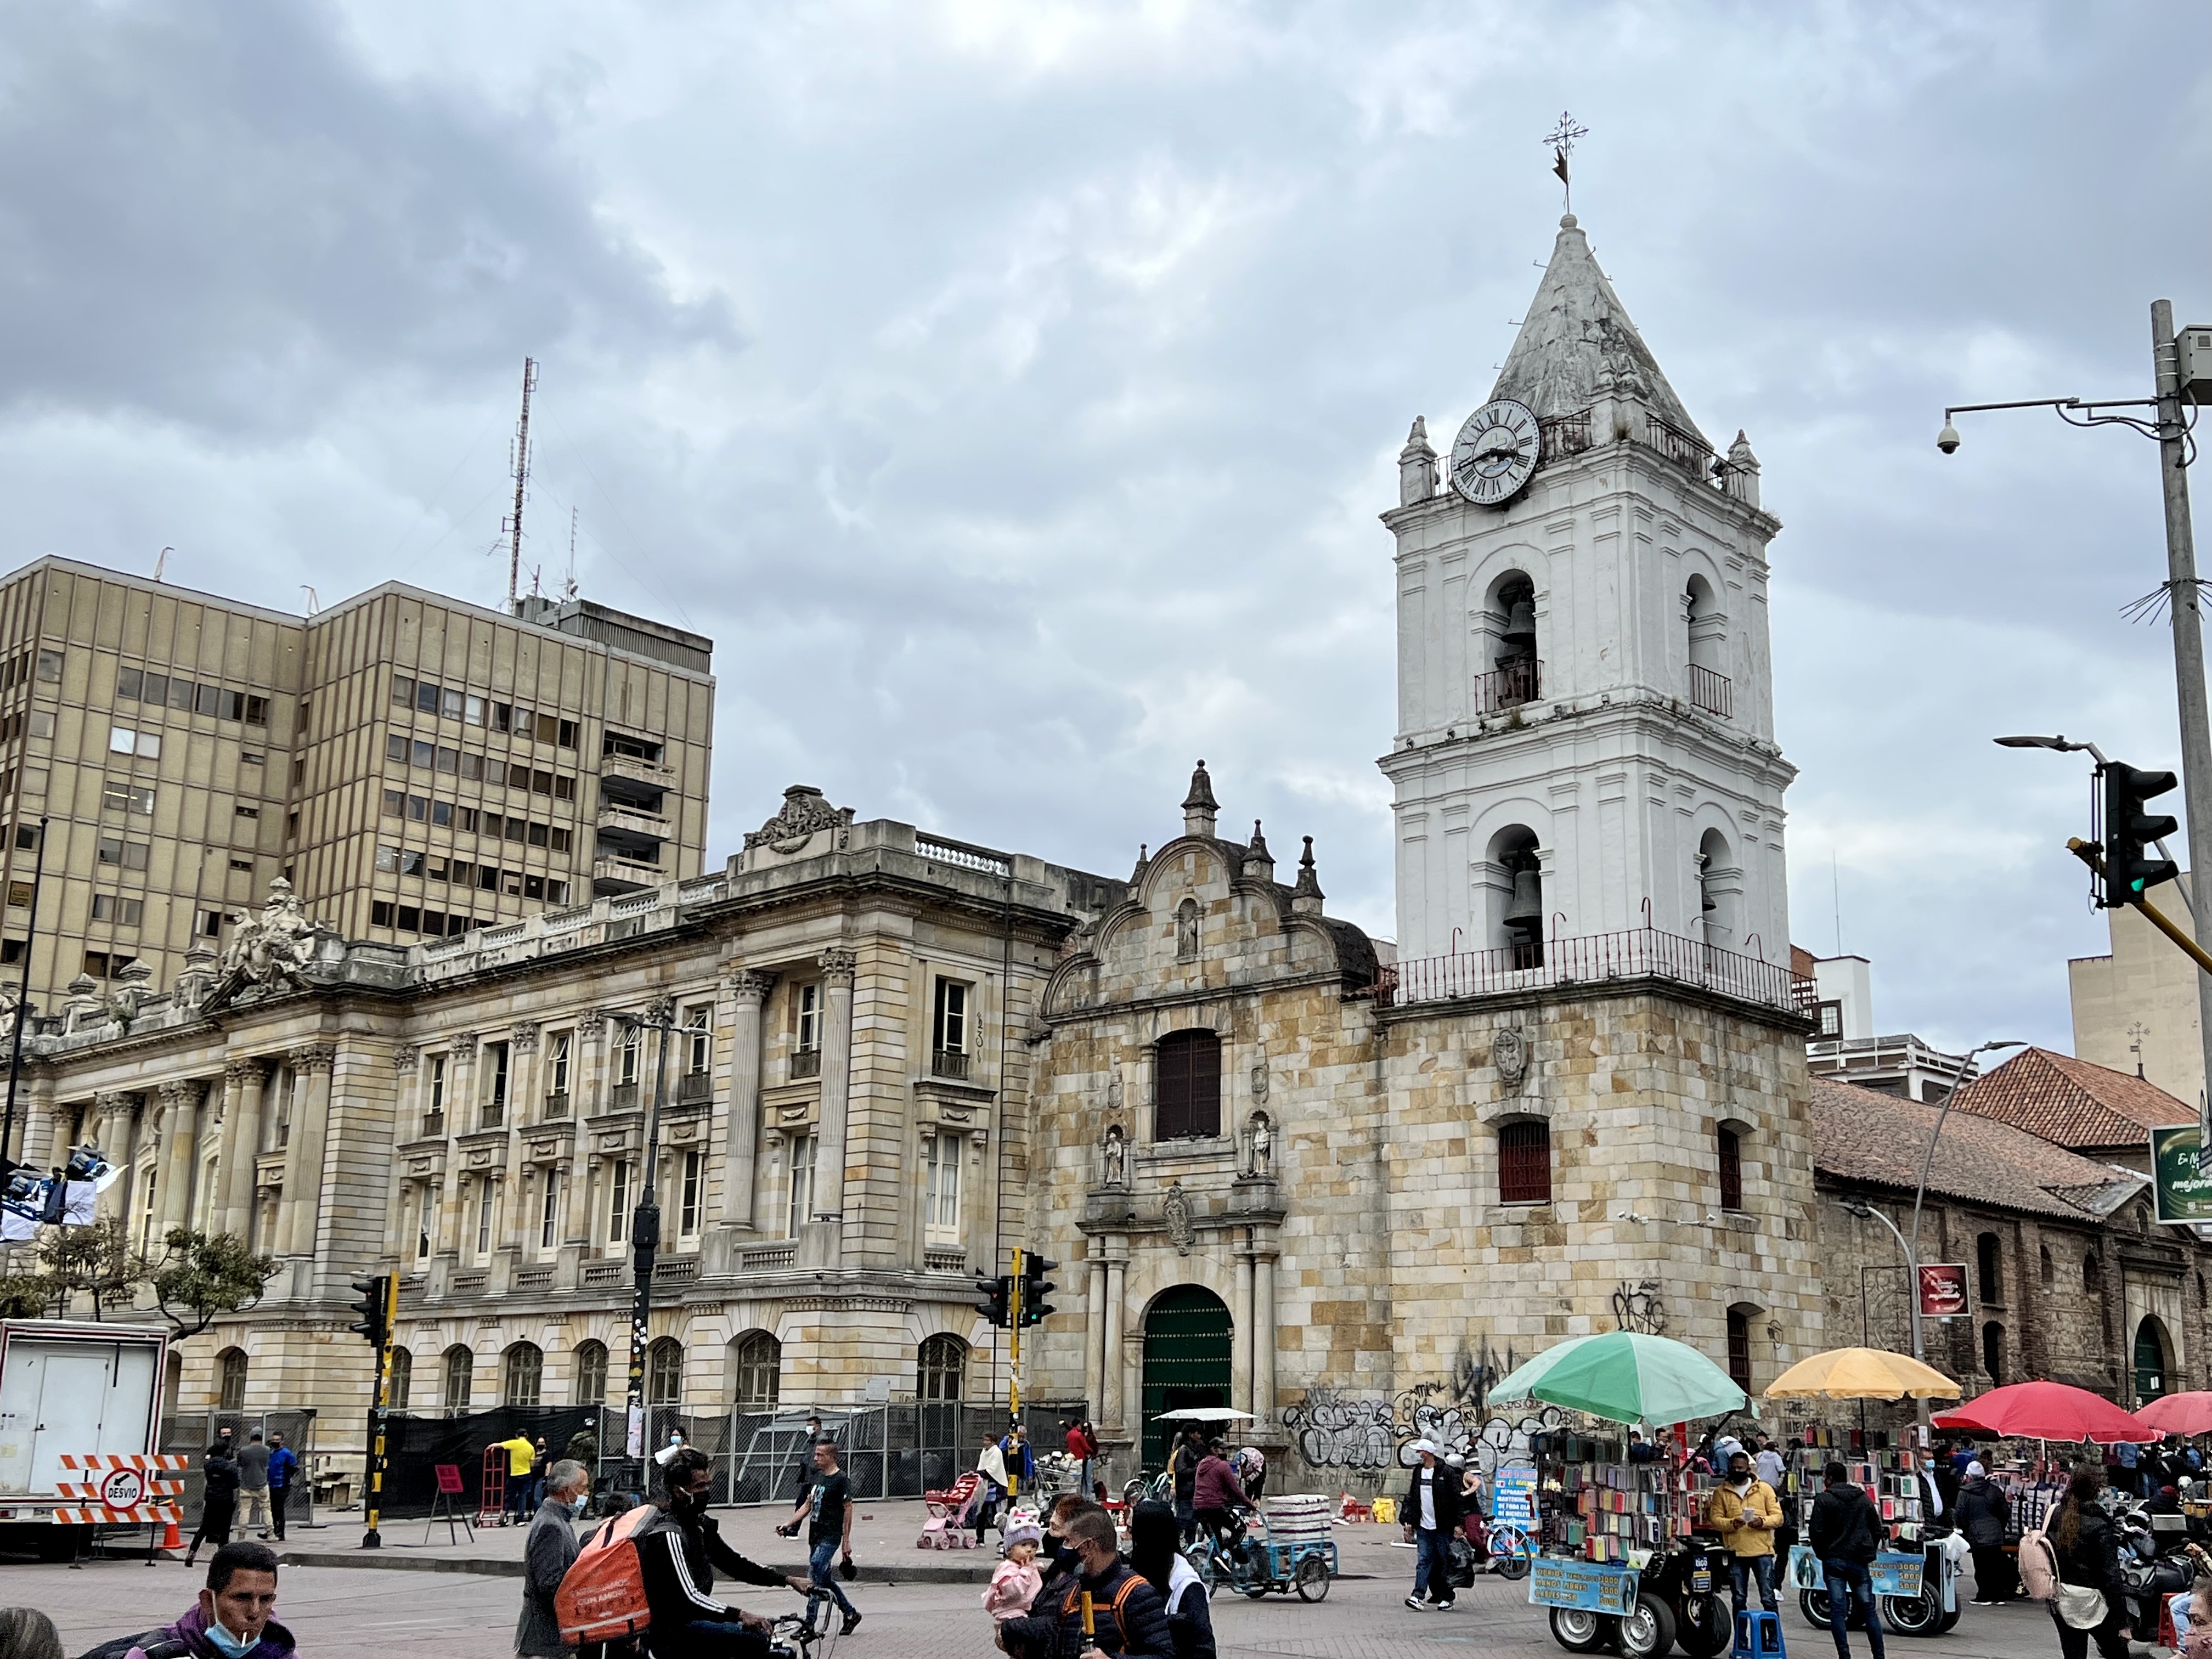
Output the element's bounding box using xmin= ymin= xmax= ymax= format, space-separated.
xmin=1544 ymin=111 xmax=1589 ymax=212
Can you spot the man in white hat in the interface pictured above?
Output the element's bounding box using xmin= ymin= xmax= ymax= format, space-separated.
xmin=1400 ymin=1438 xmax=1463 ymax=1612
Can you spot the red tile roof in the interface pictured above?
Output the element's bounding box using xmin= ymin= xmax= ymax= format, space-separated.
xmin=1948 ymin=1046 xmax=2194 ymax=1152
xmin=1812 ymin=1077 xmax=2141 ymax=1220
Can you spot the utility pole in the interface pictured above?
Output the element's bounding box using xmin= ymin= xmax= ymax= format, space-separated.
xmin=622 ymin=1004 xmax=678 ymax=1505
xmin=507 ymin=357 xmax=538 ymax=616
xmin=1 ymin=817 xmax=50 ymax=1170
xmin=2151 ymin=301 xmax=2212 ymax=1146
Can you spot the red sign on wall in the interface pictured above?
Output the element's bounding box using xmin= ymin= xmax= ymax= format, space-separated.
xmin=1918 ymin=1263 xmax=1970 ymax=1319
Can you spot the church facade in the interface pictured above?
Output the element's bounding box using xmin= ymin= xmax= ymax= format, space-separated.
xmin=9 ymin=211 xmax=1827 ymax=1492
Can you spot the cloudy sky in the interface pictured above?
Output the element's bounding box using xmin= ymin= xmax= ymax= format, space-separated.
xmin=2 ymin=1 xmax=2207 ymax=1056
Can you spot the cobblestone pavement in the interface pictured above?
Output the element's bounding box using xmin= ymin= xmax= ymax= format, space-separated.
xmin=0 ymin=1522 xmax=2083 ymax=1659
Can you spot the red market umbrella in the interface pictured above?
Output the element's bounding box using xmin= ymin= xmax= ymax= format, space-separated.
xmin=1931 ymin=1379 xmax=2152 ymax=1442
xmin=2135 ymin=1392 xmax=2212 ymax=1436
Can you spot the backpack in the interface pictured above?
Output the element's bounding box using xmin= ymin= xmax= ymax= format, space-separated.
xmin=1057 ymin=1570 xmax=1149 ymax=1652
xmin=2017 ymin=1527 xmax=2059 ymax=1602
xmin=556 ymin=1503 xmax=663 ymax=1645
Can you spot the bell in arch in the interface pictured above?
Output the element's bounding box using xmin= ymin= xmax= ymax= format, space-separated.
xmin=1503 ymin=862 xmax=1543 ymax=928
xmin=1502 ymin=595 xmax=1537 ymax=655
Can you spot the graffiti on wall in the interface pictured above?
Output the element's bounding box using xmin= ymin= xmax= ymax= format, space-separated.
xmin=1280 ymin=1333 xmax=1567 ymax=1475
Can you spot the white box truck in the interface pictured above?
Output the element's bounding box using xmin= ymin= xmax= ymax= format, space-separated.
xmin=0 ymin=1320 xmax=168 ymax=1557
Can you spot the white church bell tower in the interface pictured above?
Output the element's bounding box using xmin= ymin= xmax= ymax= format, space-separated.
xmin=1379 ymin=213 xmax=1793 ymax=972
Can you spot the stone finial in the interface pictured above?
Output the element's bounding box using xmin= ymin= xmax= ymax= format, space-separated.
xmin=1724 ymin=429 xmax=1762 ymax=509
xmin=1292 ymin=836 xmax=1325 ymax=914
xmin=1182 ymin=761 xmax=1219 ymax=838
xmin=1130 ymin=844 xmax=1150 ymax=884
xmin=1399 ymin=415 xmax=1440 ymax=506
xmin=1245 ymin=821 xmax=1274 ymax=879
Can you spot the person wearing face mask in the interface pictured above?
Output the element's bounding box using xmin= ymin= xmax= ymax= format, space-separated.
xmin=106 ymin=1541 xmax=294 ymax=1659
xmin=1706 ymin=1449 xmax=1783 ymax=1619
xmin=636 ymin=1446 xmax=810 ymax=1659
xmin=516 ymin=1459 xmax=591 ymax=1657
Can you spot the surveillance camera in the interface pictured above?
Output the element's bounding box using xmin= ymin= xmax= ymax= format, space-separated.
xmin=1936 ymin=420 xmax=1962 ymax=456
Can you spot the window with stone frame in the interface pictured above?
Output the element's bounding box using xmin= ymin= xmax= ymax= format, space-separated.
xmin=573 ymin=1340 xmax=608 ymax=1406
xmin=387 ymin=1347 xmax=413 ymax=1412
xmin=684 ymin=1005 xmax=712 ymax=1076
xmin=922 ymin=1130 xmax=961 ymax=1239
xmin=1725 ymin=1307 xmax=1753 ymax=1396
xmin=918 ymin=1333 xmax=966 ymax=1402
xmin=502 ymin=1342 xmax=543 ymax=1407
xmin=1154 ymin=1030 xmax=1222 ymax=1141
xmin=217 ymin=1347 xmax=247 ymax=1412
xmin=442 ymin=1345 xmax=473 ymax=1414
xmin=729 ymin=1330 xmax=781 ymax=1408
xmin=1497 ymin=1119 xmax=1551 ymax=1205
xmin=647 ymin=1338 xmax=684 ymax=1405
xmin=1976 ymin=1232 xmax=2002 ymax=1306
xmin=1717 ymin=1126 xmax=1743 ymax=1211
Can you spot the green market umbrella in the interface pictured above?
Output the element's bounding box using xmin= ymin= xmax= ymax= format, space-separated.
xmin=1488 ymin=1330 xmax=1748 ymax=1426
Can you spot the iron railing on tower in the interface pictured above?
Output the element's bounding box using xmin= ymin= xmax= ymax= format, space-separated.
xmin=1373 ymin=924 xmax=1814 ymax=1019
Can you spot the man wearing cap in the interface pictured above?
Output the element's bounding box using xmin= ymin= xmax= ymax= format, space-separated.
xmin=1401 ymin=1438 xmax=1463 ymax=1612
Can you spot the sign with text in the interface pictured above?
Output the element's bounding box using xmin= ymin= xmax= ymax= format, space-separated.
xmin=1872 ymin=1552 xmax=1925 ymax=1597
xmin=1527 ymin=1557 xmax=1639 ymax=1615
xmin=1917 ymin=1263 xmax=1970 ymax=1320
xmin=1491 ymin=1464 xmax=1538 ymax=1529
xmin=2151 ymin=1126 xmax=2212 ymax=1224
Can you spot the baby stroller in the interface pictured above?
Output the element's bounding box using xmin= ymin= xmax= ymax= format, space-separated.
xmin=918 ymin=1471 xmax=984 ymax=1549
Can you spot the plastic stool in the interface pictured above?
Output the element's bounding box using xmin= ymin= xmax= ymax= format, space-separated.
xmin=1734 ymin=1609 xmax=1786 ymax=1659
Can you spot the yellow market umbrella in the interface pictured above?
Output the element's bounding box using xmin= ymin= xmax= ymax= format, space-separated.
xmin=1763 ymin=1347 xmax=1960 ymax=1401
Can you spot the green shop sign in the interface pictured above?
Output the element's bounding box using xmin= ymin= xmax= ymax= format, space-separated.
xmin=2151 ymin=1125 xmax=2212 ymax=1224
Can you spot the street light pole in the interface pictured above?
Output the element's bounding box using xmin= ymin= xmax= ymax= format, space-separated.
xmin=1844 ymin=1199 xmax=1922 ymax=1362
xmin=1905 ymin=1039 xmax=2028 ymax=1302
xmin=622 ymin=1003 xmax=677 ymax=1505
xmin=1946 ymin=307 xmax=2210 ymax=1131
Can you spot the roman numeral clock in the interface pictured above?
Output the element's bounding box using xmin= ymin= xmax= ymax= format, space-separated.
xmin=1448 ymin=398 xmax=1541 ymax=506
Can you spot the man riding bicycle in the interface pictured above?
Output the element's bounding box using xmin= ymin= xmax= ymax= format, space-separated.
xmin=1193 ymin=1439 xmax=1256 ymax=1563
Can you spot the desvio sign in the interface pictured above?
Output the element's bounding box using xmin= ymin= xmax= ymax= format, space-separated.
xmin=1917 ymin=1263 xmax=1970 ymax=1320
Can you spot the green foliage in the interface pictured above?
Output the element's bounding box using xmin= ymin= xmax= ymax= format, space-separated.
xmin=0 ymin=1273 xmax=46 ymax=1319
xmin=148 ymin=1228 xmax=280 ymax=1339
xmin=37 ymin=1217 xmax=140 ymax=1319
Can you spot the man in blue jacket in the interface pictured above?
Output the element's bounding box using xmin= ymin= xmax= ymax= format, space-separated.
xmin=264 ymin=1433 xmax=298 ymax=1543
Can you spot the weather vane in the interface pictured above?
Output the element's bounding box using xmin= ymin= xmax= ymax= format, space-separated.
xmin=1544 ymin=111 xmax=1589 ymax=212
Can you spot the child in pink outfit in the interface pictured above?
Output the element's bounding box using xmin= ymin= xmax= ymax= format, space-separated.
xmin=983 ymin=1521 xmax=1044 ymax=1623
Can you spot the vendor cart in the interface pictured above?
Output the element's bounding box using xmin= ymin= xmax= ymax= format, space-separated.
xmin=1193 ymin=1495 xmax=1336 ymax=1601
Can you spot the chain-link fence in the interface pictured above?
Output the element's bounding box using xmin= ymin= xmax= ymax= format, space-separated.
xmin=158 ymin=1408 xmax=318 ymax=1527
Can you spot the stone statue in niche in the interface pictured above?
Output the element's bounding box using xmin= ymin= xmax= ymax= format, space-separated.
xmin=1163 ymin=1183 xmax=1195 ymax=1254
xmin=1102 ymin=1124 xmax=1127 ymax=1187
xmin=1175 ymin=897 xmax=1200 ymax=962
xmin=1493 ymin=1026 xmax=1530 ymax=1093
xmin=1246 ymin=1111 xmax=1273 ymax=1178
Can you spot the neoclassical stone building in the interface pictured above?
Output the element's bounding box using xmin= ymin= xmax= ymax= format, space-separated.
xmin=9 ymin=209 xmax=1840 ymax=1491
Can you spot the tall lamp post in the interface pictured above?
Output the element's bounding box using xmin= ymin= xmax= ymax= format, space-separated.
xmin=1943 ymin=302 xmax=2209 ymax=1121
xmin=617 ymin=1001 xmax=698 ymax=1504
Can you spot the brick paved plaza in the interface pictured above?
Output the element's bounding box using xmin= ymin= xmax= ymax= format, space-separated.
xmin=0 ymin=1504 xmax=2067 ymax=1659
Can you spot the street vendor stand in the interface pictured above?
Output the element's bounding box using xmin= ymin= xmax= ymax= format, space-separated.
xmin=1764 ymin=1346 xmax=1963 ymax=1639
xmin=1491 ymin=1330 xmax=1750 ymax=1659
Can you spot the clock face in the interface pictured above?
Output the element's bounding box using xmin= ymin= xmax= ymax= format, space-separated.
xmin=1449 ymin=399 xmax=1542 ymax=506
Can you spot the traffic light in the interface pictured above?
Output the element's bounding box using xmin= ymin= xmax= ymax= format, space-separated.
xmin=2103 ymin=761 xmax=2181 ymax=907
xmin=347 ymin=1272 xmax=393 ymax=1348
xmin=1020 ymin=1255 xmax=1058 ymax=1327
xmin=973 ymin=1273 xmax=1011 ymax=1328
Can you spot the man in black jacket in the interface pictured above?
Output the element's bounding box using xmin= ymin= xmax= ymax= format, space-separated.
xmin=1808 ymin=1462 xmax=1886 ymax=1659
xmin=1954 ymin=1460 xmax=2015 ymax=1604
xmin=1401 ymin=1439 xmax=1464 ymax=1613
xmin=998 ymin=1508 xmax=1173 ymax=1658
xmin=638 ymin=1448 xmax=811 ymax=1659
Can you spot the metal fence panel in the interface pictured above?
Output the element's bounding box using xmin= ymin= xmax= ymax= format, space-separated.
xmin=158 ymin=1408 xmax=319 ymax=1528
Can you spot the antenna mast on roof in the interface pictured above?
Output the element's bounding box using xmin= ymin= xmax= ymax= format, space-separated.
xmin=566 ymin=506 xmax=579 ymax=600
xmin=505 ymin=357 xmax=538 ymax=614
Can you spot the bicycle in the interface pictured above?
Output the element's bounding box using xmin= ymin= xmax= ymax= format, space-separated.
xmin=1120 ymin=1469 xmax=1173 ymax=1509
xmin=767 ymin=1611 xmax=835 ymax=1659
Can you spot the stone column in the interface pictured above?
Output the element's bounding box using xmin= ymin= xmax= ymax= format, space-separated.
xmin=1084 ymin=1256 xmax=1107 ymax=1418
xmin=720 ymin=970 xmax=771 ymax=1228
xmin=577 ymin=1013 xmax=606 ymax=1116
xmin=155 ymin=1081 xmax=200 ymax=1234
xmin=433 ymin=1034 xmax=477 ymax=1256
xmin=1232 ymin=1243 xmax=1254 ymax=1412
xmin=217 ymin=1061 xmax=266 ymax=1239
xmin=92 ymin=1093 xmax=131 ymax=1220
xmin=812 ymin=949 xmax=857 ymax=1220
xmin=278 ymin=1045 xmax=336 ymax=1256
xmin=1102 ymin=1253 xmax=1127 ymax=1430
xmin=1252 ymin=1248 xmax=1278 ymax=1422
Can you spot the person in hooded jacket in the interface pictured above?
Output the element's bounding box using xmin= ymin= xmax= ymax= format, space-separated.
xmin=1130 ymin=1499 xmax=1216 ymax=1659
xmin=1954 ymin=1460 xmax=2015 ymax=1604
xmin=2049 ymin=1465 xmax=2131 ymax=1659
xmin=184 ymin=1445 xmax=239 ymax=1570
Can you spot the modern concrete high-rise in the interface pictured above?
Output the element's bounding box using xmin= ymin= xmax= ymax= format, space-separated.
xmin=0 ymin=557 xmax=712 ymax=1007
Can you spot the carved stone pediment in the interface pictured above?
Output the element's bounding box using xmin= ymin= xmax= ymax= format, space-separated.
xmin=744 ymin=785 xmax=853 ymax=855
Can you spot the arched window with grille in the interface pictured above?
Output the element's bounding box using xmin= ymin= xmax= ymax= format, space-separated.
xmin=503 ymin=1342 xmax=543 ymax=1407
xmin=1498 ymin=1119 xmax=1551 ymax=1205
xmin=1154 ymin=1031 xmax=1221 ymax=1141
xmin=1725 ymin=1306 xmax=1754 ymax=1397
xmin=728 ymin=1331 xmax=781 ymax=1409
xmin=918 ymin=1334 xmax=967 ymax=1402
xmin=388 ymin=1347 xmax=413 ymax=1412
xmin=647 ymin=1338 xmax=684 ymax=1405
xmin=216 ymin=1347 xmax=248 ymax=1412
xmin=442 ymin=1345 xmax=474 ymax=1414
xmin=1716 ymin=1126 xmax=1743 ymax=1211
xmin=573 ymin=1340 xmax=608 ymax=1407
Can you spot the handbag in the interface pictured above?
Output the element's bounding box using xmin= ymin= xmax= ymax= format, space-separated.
xmin=838 ymin=1552 xmax=859 ymax=1582
xmin=2057 ymin=1584 xmax=2108 ymax=1630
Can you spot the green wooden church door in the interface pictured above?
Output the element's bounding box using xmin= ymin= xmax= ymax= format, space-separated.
xmin=1139 ymin=1285 xmax=1233 ymax=1472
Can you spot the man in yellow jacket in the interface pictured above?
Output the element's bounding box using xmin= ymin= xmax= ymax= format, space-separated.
xmin=1706 ymin=1448 xmax=1784 ymax=1617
